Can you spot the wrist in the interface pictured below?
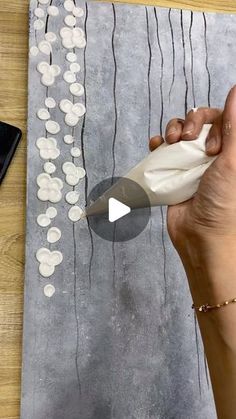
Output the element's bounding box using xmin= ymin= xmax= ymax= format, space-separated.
xmin=176 ymin=233 xmax=236 ymax=303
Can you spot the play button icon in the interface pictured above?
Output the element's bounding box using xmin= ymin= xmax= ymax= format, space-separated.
xmin=108 ymin=198 xmax=131 ymax=222
xmin=86 ymin=177 xmax=151 ymax=242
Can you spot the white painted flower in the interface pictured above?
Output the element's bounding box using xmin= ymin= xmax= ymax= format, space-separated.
xmin=37 ymin=173 xmax=63 ymax=203
xmin=59 ymin=99 xmax=86 ymax=127
xmin=60 ymin=26 xmax=86 ymax=49
xmin=62 ymin=161 xmax=86 ymax=186
xmin=36 ymin=247 xmax=63 ymax=278
xmin=37 ymin=61 xmax=61 ymax=87
xmin=36 ymin=137 xmax=60 ymax=160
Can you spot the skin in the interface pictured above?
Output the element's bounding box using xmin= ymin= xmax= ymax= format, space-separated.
xmin=149 ymin=85 xmax=236 ymax=419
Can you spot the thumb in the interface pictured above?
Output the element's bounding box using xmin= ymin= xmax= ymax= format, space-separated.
xmin=221 ymin=85 xmax=236 ymax=156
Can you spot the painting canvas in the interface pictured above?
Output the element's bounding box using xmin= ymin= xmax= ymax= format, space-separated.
xmin=21 ymin=0 xmax=236 ymax=417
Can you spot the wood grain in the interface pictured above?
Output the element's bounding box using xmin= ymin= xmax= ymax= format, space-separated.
xmin=0 ymin=1 xmax=234 ymax=418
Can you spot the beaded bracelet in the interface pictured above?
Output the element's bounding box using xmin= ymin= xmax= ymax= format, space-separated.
xmin=192 ymin=297 xmax=236 ymax=313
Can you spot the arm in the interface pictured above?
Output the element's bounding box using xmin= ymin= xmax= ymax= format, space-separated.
xmin=150 ymin=86 xmax=236 ymax=418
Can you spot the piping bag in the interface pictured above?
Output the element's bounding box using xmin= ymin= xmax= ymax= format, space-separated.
xmin=84 ymin=124 xmax=217 ymax=217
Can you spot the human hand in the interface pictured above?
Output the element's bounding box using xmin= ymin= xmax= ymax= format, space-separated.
xmin=149 ymin=86 xmax=236 ymax=260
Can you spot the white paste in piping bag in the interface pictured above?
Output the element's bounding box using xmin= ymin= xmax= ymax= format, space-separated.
xmin=44 ymin=284 xmax=56 ymax=297
xmin=68 ymin=206 xmax=83 ymax=222
xmin=47 ymin=227 xmax=61 ymax=243
xmin=46 ymin=207 xmax=57 ymax=219
xmin=34 ymin=19 xmax=45 ymax=31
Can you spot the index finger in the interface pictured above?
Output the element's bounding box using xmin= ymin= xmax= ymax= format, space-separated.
xmin=181 ymin=107 xmax=222 ymax=140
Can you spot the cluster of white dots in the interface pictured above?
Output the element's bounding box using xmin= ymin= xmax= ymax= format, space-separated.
xmin=31 ymin=1 xmax=87 ymax=294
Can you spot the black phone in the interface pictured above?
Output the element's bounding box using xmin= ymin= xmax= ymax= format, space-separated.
xmin=0 ymin=121 xmax=22 ymax=184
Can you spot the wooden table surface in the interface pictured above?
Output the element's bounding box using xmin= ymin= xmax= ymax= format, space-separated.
xmin=0 ymin=0 xmax=234 ymax=417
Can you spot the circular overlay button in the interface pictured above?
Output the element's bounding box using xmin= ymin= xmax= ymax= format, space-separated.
xmin=86 ymin=177 xmax=151 ymax=242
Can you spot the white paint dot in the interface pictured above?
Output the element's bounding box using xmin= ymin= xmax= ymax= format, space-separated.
xmin=45 ymin=120 xmax=60 ymax=135
xmin=63 ymin=71 xmax=76 ymax=84
xmin=59 ymin=99 xmax=73 ymax=113
xmin=34 ymin=19 xmax=45 ymax=30
xmin=44 ymin=284 xmax=56 ymax=297
xmin=37 ymin=108 xmax=50 ymax=120
xmin=64 ymin=0 xmax=75 ymax=12
xmin=68 ymin=206 xmax=83 ymax=222
xmin=65 ymin=113 xmax=79 ymax=127
xmin=38 ymin=40 xmax=52 ymax=55
xmin=66 ymin=52 xmax=77 ymax=63
xmin=76 ymin=167 xmax=86 ymax=179
xmin=72 ymin=103 xmax=86 ymax=117
xmin=62 ymin=162 xmax=76 ymax=175
xmin=41 ymin=72 xmax=55 ymax=87
xmin=46 ymin=207 xmax=58 ymax=219
xmin=40 ymin=264 xmax=55 ymax=278
xmin=37 ymin=214 xmax=51 ymax=227
xmin=44 ymin=162 xmax=56 ymax=174
xmin=30 ymin=46 xmax=39 ymax=57
xmin=66 ymin=173 xmax=80 ymax=186
xmin=50 ymin=64 xmax=61 ymax=77
xmin=65 ymin=191 xmax=80 ymax=205
xmin=70 ymin=83 xmax=84 ymax=97
xmin=47 ymin=227 xmax=61 ymax=244
xmin=47 ymin=5 xmax=59 ymax=16
xmin=34 ymin=7 xmax=45 ymax=18
xmin=39 ymin=0 xmax=50 ymax=4
xmin=64 ymin=134 xmax=75 ymax=144
xmin=45 ymin=97 xmax=56 ymax=109
xmin=71 ymin=147 xmax=81 ymax=158
xmin=37 ymin=61 xmax=50 ymax=74
xmin=45 ymin=32 xmax=57 ymax=43
xmin=73 ymin=7 xmax=84 ymax=17
xmin=64 ymin=15 xmax=76 ymax=27
xmin=70 ymin=63 xmax=81 ymax=73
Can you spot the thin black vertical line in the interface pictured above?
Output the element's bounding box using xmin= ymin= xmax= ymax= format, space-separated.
xmin=111 ymin=3 xmax=117 ymax=182
xmin=189 ymin=11 xmax=196 ymax=108
xmin=154 ymin=8 xmax=167 ymax=304
xmin=154 ymin=7 xmax=164 ymax=136
xmin=80 ymin=2 xmax=94 ymax=290
xmin=168 ymin=9 xmax=175 ymax=103
xmin=203 ymin=13 xmax=211 ymax=107
xmin=180 ymin=10 xmax=188 ymax=116
xmin=111 ymin=3 xmax=117 ymax=290
xmin=146 ymin=7 xmax=152 ymax=140
xmin=194 ymin=311 xmax=202 ymax=396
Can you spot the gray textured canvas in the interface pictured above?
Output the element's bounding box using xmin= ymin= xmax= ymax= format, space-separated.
xmin=22 ymin=1 xmax=236 ymax=418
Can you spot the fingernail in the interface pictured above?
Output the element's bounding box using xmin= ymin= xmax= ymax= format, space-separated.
xmin=182 ymin=121 xmax=195 ymax=136
xmin=166 ymin=127 xmax=176 ymax=138
xmin=206 ymin=136 xmax=217 ymax=151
